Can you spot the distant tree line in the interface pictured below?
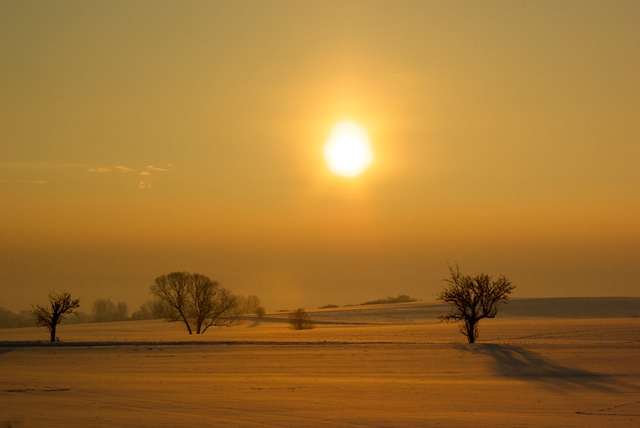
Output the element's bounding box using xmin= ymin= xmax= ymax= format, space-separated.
xmin=361 ymin=295 xmax=418 ymax=306
xmin=0 ymin=307 xmax=34 ymax=328
xmin=91 ymin=298 xmax=128 ymax=322
xmin=319 ymin=295 xmax=419 ymax=309
xmin=131 ymin=298 xmax=174 ymax=320
xmin=236 ymin=294 xmax=265 ymax=317
xmin=318 ymin=304 xmax=340 ymax=309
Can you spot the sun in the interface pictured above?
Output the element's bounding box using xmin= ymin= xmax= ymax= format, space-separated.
xmin=324 ymin=121 xmax=373 ymax=177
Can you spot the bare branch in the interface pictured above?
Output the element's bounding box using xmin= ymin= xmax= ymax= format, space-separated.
xmin=150 ymin=271 xmax=241 ymax=335
xmin=437 ymin=264 xmax=515 ymax=343
xmin=31 ymin=291 xmax=80 ymax=342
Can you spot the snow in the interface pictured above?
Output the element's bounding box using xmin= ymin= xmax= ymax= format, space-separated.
xmin=1 ymin=302 xmax=638 ymax=427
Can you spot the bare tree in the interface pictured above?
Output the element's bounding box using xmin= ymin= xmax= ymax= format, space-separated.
xmin=150 ymin=272 xmax=192 ymax=332
xmin=438 ymin=264 xmax=515 ymax=343
xmin=31 ymin=291 xmax=80 ymax=342
xmin=288 ymin=308 xmax=314 ymax=330
xmin=150 ymin=272 xmax=240 ymax=334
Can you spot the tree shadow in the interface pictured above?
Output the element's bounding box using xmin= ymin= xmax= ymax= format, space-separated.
xmin=458 ymin=343 xmax=636 ymax=392
xmin=248 ymin=319 xmax=262 ymax=327
xmin=0 ymin=347 xmax=15 ymax=356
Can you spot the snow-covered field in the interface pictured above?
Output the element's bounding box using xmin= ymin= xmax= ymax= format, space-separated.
xmin=1 ymin=300 xmax=639 ymax=427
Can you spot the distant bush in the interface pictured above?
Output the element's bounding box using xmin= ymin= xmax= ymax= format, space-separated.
xmin=319 ymin=304 xmax=339 ymax=309
xmin=288 ymin=308 xmax=314 ymax=330
xmin=361 ymin=295 xmax=418 ymax=306
xmin=254 ymin=306 xmax=266 ymax=319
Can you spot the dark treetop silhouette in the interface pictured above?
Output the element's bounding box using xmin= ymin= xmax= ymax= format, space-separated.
xmin=31 ymin=290 xmax=80 ymax=342
xmin=438 ymin=264 xmax=515 ymax=343
xmin=150 ymin=271 xmax=240 ymax=334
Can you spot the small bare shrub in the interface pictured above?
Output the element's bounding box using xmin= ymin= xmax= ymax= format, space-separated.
xmin=288 ymin=308 xmax=314 ymax=330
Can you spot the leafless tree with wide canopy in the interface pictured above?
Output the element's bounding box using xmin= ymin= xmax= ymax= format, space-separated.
xmin=150 ymin=271 xmax=240 ymax=334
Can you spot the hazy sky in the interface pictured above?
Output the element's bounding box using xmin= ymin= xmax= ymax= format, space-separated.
xmin=2 ymin=0 xmax=639 ymax=313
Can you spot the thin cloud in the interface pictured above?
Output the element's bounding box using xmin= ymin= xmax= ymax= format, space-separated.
xmin=88 ymin=165 xmax=136 ymax=173
xmin=1 ymin=162 xmax=168 ymax=189
xmin=146 ymin=165 xmax=170 ymax=172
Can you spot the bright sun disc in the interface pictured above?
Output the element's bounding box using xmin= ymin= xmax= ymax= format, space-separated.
xmin=324 ymin=121 xmax=373 ymax=177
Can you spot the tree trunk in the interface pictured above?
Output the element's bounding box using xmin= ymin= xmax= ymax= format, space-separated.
xmin=466 ymin=320 xmax=476 ymax=344
xmin=50 ymin=324 xmax=57 ymax=342
xmin=178 ymin=311 xmax=192 ymax=334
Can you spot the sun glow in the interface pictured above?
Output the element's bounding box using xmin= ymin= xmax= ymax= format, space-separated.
xmin=324 ymin=121 xmax=373 ymax=177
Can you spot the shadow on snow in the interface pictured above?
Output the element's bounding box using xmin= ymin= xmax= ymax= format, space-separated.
xmin=457 ymin=343 xmax=635 ymax=392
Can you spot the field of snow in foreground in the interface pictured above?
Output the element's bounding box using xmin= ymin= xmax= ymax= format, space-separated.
xmin=1 ymin=305 xmax=638 ymax=427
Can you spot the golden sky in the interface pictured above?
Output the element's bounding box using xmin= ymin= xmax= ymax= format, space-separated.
xmin=1 ymin=0 xmax=639 ymax=312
